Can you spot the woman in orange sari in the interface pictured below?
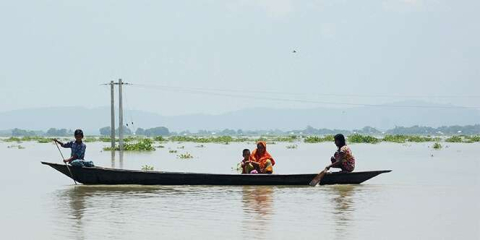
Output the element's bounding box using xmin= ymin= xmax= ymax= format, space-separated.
xmin=249 ymin=141 xmax=275 ymax=174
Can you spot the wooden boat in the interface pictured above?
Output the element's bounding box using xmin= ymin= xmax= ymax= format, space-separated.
xmin=41 ymin=162 xmax=391 ymax=186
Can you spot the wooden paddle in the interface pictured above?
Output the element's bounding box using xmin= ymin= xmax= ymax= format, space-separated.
xmin=309 ymin=168 xmax=328 ymax=186
xmin=53 ymin=140 xmax=77 ymax=185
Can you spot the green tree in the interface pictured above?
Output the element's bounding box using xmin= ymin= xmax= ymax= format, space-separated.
xmin=99 ymin=126 xmax=111 ymax=136
xmin=144 ymin=127 xmax=170 ymax=136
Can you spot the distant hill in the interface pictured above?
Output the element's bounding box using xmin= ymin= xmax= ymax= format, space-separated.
xmin=0 ymin=101 xmax=479 ymax=134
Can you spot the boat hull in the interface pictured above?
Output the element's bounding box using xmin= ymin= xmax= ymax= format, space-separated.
xmin=41 ymin=162 xmax=391 ymax=186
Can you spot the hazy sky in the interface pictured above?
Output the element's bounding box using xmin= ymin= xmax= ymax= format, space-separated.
xmin=0 ymin=0 xmax=478 ymax=116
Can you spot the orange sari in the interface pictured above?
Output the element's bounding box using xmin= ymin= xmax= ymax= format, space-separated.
xmin=250 ymin=141 xmax=275 ymax=172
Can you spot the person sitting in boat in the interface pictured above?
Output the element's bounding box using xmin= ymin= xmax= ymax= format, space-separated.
xmin=250 ymin=141 xmax=275 ymax=174
xmin=326 ymin=134 xmax=355 ymax=172
xmin=53 ymin=129 xmax=94 ymax=167
xmin=241 ymin=149 xmax=260 ymax=174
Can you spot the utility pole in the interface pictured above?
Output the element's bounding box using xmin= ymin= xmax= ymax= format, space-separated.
xmin=110 ymin=81 xmax=115 ymax=150
xmin=118 ymin=78 xmax=124 ymax=152
xmin=104 ymin=79 xmax=130 ymax=153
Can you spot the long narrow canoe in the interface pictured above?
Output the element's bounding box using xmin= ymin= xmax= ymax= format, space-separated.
xmin=41 ymin=162 xmax=391 ymax=186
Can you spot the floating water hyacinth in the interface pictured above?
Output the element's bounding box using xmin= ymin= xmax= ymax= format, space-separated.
xmin=177 ymin=153 xmax=194 ymax=159
xmin=141 ymin=165 xmax=154 ymax=171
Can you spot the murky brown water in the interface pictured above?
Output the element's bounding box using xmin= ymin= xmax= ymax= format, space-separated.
xmin=0 ymin=140 xmax=479 ymax=239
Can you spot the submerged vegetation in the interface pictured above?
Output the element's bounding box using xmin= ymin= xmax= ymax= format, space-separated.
xmin=7 ymin=144 xmax=25 ymax=149
xmin=445 ymin=136 xmax=463 ymax=143
xmin=2 ymin=131 xmax=480 ymax=147
xmin=177 ymin=153 xmax=194 ymax=159
xmin=141 ymin=165 xmax=154 ymax=171
xmin=348 ymin=134 xmax=381 ymax=144
xmin=464 ymin=135 xmax=480 ymax=143
xmin=304 ymin=135 xmax=334 ymax=143
xmin=168 ymin=136 xmax=247 ymax=144
xmin=103 ymin=139 xmax=155 ymax=151
xmin=433 ymin=142 xmax=443 ymax=149
xmin=382 ymin=135 xmax=440 ymax=143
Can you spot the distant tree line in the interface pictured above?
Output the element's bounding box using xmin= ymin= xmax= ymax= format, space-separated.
xmin=99 ymin=127 xmax=133 ymax=136
xmin=99 ymin=126 xmax=170 ymax=137
xmin=179 ymin=125 xmax=480 ymax=136
xmin=2 ymin=124 xmax=480 ymax=137
xmin=8 ymin=128 xmax=71 ymax=137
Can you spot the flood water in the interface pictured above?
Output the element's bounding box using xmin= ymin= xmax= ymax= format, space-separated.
xmin=0 ymin=140 xmax=479 ymax=239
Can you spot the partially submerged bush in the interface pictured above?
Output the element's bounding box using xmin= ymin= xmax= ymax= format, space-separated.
xmin=141 ymin=165 xmax=154 ymax=171
xmin=304 ymin=135 xmax=334 ymax=143
xmin=168 ymin=136 xmax=242 ymax=143
xmin=433 ymin=142 xmax=442 ymax=149
xmin=383 ymin=135 xmax=438 ymax=143
xmin=348 ymin=134 xmax=380 ymax=144
xmin=103 ymin=139 xmax=155 ymax=151
xmin=445 ymin=136 xmax=463 ymax=143
xmin=464 ymin=135 xmax=480 ymax=143
xmin=271 ymin=135 xmax=298 ymax=142
xmin=7 ymin=144 xmax=25 ymax=149
xmin=4 ymin=137 xmax=22 ymax=142
xmin=177 ymin=153 xmax=194 ymax=159
xmin=37 ymin=138 xmax=51 ymax=143
xmin=154 ymin=136 xmax=166 ymax=142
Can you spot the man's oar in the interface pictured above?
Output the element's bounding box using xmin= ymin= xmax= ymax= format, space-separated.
xmin=54 ymin=141 xmax=77 ymax=185
xmin=309 ymin=168 xmax=328 ymax=186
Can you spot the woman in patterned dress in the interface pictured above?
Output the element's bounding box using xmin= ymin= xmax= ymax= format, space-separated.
xmin=326 ymin=134 xmax=355 ymax=172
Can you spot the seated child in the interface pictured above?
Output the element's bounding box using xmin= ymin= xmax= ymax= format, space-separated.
xmin=53 ymin=129 xmax=95 ymax=167
xmin=240 ymin=149 xmax=259 ymax=174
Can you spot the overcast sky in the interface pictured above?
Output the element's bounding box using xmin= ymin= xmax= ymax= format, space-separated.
xmin=0 ymin=0 xmax=478 ymax=116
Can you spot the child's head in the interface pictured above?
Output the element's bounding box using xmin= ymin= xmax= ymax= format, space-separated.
xmin=242 ymin=149 xmax=250 ymax=159
xmin=74 ymin=129 xmax=84 ymax=141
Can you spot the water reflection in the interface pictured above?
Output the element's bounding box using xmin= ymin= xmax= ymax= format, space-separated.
xmin=327 ymin=185 xmax=357 ymax=240
xmin=119 ymin=150 xmax=124 ymax=169
xmin=52 ymin=186 xmax=164 ymax=239
xmin=110 ymin=150 xmax=115 ymax=168
xmin=241 ymin=186 xmax=274 ymax=239
xmin=109 ymin=150 xmax=124 ymax=169
xmin=53 ymin=186 xmax=88 ymax=240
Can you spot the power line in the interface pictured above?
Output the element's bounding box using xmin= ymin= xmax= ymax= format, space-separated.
xmin=133 ymin=83 xmax=480 ymax=99
xmin=131 ymin=84 xmax=480 ymax=109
